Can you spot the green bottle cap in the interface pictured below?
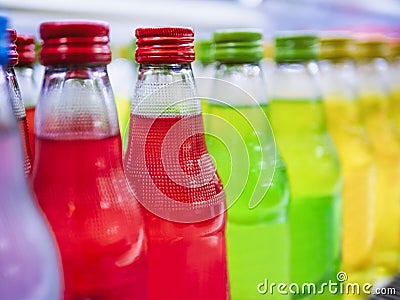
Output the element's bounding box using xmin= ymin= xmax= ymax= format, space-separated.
xmin=195 ymin=39 xmax=215 ymax=65
xmin=274 ymin=34 xmax=319 ymax=63
xmin=213 ymin=29 xmax=264 ymax=63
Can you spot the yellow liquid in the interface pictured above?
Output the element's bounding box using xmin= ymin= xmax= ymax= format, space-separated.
xmin=359 ymin=92 xmax=400 ymax=278
xmin=324 ymin=97 xmax=375 ymax=285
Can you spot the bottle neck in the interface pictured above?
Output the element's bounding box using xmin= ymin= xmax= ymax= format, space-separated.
xmin=5 ymin=66 xmax=26 ymax=120
xmin=356 ymin=57 xmax=390 ymax=95
xmin=212 ymin=62 xmax=267 ymax=107
xmin=36 ymin=64 xmax=119 ymax=139
xmin=270 ymin=60 xmax=322 ymax=100
xmin=15 ymin=65 xmax=38 ymax=108
xmin=0 ymin=66 xmax=16 ymax=130
xmin=319 ymin=59 xmax=358 ymax=101
xmin=0 ymin=65 xmax=26 ymax=186
xmin=134 ymin=63 xmax=200 ymax=117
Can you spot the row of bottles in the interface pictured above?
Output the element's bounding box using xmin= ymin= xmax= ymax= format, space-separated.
xmin=197 ymin=31 xmax=341 ymax=299
xmin=356 ymin=39 xmax=400 ymax=283
xmin=2 ymin=12 xmax=400 ymax=300
xmin=0 ymin=19 xmax=229 ymax=300
xmin=196 ymin=31 xmax=400 ymax=298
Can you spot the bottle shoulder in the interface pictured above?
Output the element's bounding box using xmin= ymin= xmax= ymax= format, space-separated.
xmin=268 ymin=62 xmax=322 ymax=100
xmin=36 ymin=66 xmax=119 ymax=138
xmin=212 ymin=63 xmax=267 ymax=106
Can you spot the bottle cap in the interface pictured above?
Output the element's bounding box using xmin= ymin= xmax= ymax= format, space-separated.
xmin=320 ymin=37 xmax=355 ymax=60
xmin=40 ymin=21 xmax=112 ymax=66
xmin=354 ymin=38 xmax=389 ymax=60
xmin=388 ymin=38 xmax=400 ymax=60
xmin=135 ymin=27 xmax=195 ymax=64
xmin=274 ymin=33 xmax=319 ymax=63
xmin=7 ymin=28 xmax=18 ymax=67
xmin=213 ymin=29 xmax=263 ymax=63
xmin=0 ymin=16 xmax=7 ymax=65
xmin=195 ymin=39 xmax=215 ymax=65
xmin=16 ymin=34 xmax=36 ymax=67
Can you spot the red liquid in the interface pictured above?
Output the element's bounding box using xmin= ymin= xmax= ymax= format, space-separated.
xmin=25 ymin=107 xmax=35 ymax=161
xmin=124 ymin=114 xmax=228 ymax=300
xmin=32 ymin=135 xmax=148 ymax=300
xmin=18 ymin=117 xmax=32 ymax=175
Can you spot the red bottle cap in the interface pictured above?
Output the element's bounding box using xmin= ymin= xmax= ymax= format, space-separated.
xmin=7 ymin=28 xmax=18 ymax=67
xmin=135 ymin=27 xmax=195 ymax=64
xmin=16 ymin=34 xmax=36 ymax=67
xmin=40 ymin=21 xmax=111 ymax=66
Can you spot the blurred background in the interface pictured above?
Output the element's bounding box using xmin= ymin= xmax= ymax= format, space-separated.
xmin=1 ymin=0 xmax=400 ymax=46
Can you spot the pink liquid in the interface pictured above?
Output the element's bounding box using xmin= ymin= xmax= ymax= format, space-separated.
xmin=18 ymin=117 xmax=32 ymax=175
xmin=32 ymin=135 xmax=148 ymax=300
xmin=25 ymin=107 xmax=35 ymax=161
xmin=124 ymin=114 xmax=228 ymax=300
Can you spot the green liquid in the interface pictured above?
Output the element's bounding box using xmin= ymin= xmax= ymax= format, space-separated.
xmin=268 ymin=99 xmax=341 ymax=298
xmin=115 ymin=96 xmax=132 ymax=153
xmin=205 ymin=103 xmax=290 ymax=300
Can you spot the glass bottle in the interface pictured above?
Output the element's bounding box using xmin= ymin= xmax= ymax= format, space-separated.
xmin=15 ymin=34 xmax=39 ymax=160
xmin=0 ymin=16 xmax=62 ymax=300
xmin=32 ymin=21 xmax=148 ymax=299
xmin=319 ymin=36 xmax=375 ymax=287
xmin=206 ymin=29 xmax=290 ymax=300
xmin=268 ymin=34 xmax=342 ymax=297
xmin=355 ymin=38 xmax=400 ymax=282
xmin=5 ymin=28 xmax=32 ymax=175
xmin=124 ymin=27 xmax=229 ymax=300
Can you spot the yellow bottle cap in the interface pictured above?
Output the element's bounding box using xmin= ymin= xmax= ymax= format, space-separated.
xmin=354 ymin=35 xmax=389 ymax=59
xmin=320 ymin=37 xmax=355 ymax=60
xmin=388 ymin=38 xmax=400 ymax=60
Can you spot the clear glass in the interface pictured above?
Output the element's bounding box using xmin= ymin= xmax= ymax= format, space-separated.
xmin=0 ymin=65 xmax=61 ymax=300
xmin=15 ymin=65 xmax=39 ymax=108
xmin=320 ymin=58 xmax=375 ymax=286
xmin=15 ymin=65 xmax=40 ymax=160
xmin=5 ymin=66 xmax=32 ymax=175
xmin=268 ymin=61 xmax=342 ymax=297
xmin=32 ymin=65 xmax=148 ymax=299
xmin=124 ymin=63 xmax=229 ymax=300
xmin=206 ymin=62 xmax=290 ymax=300
xmin=357 ymin=57 xmax=400 ymax=280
